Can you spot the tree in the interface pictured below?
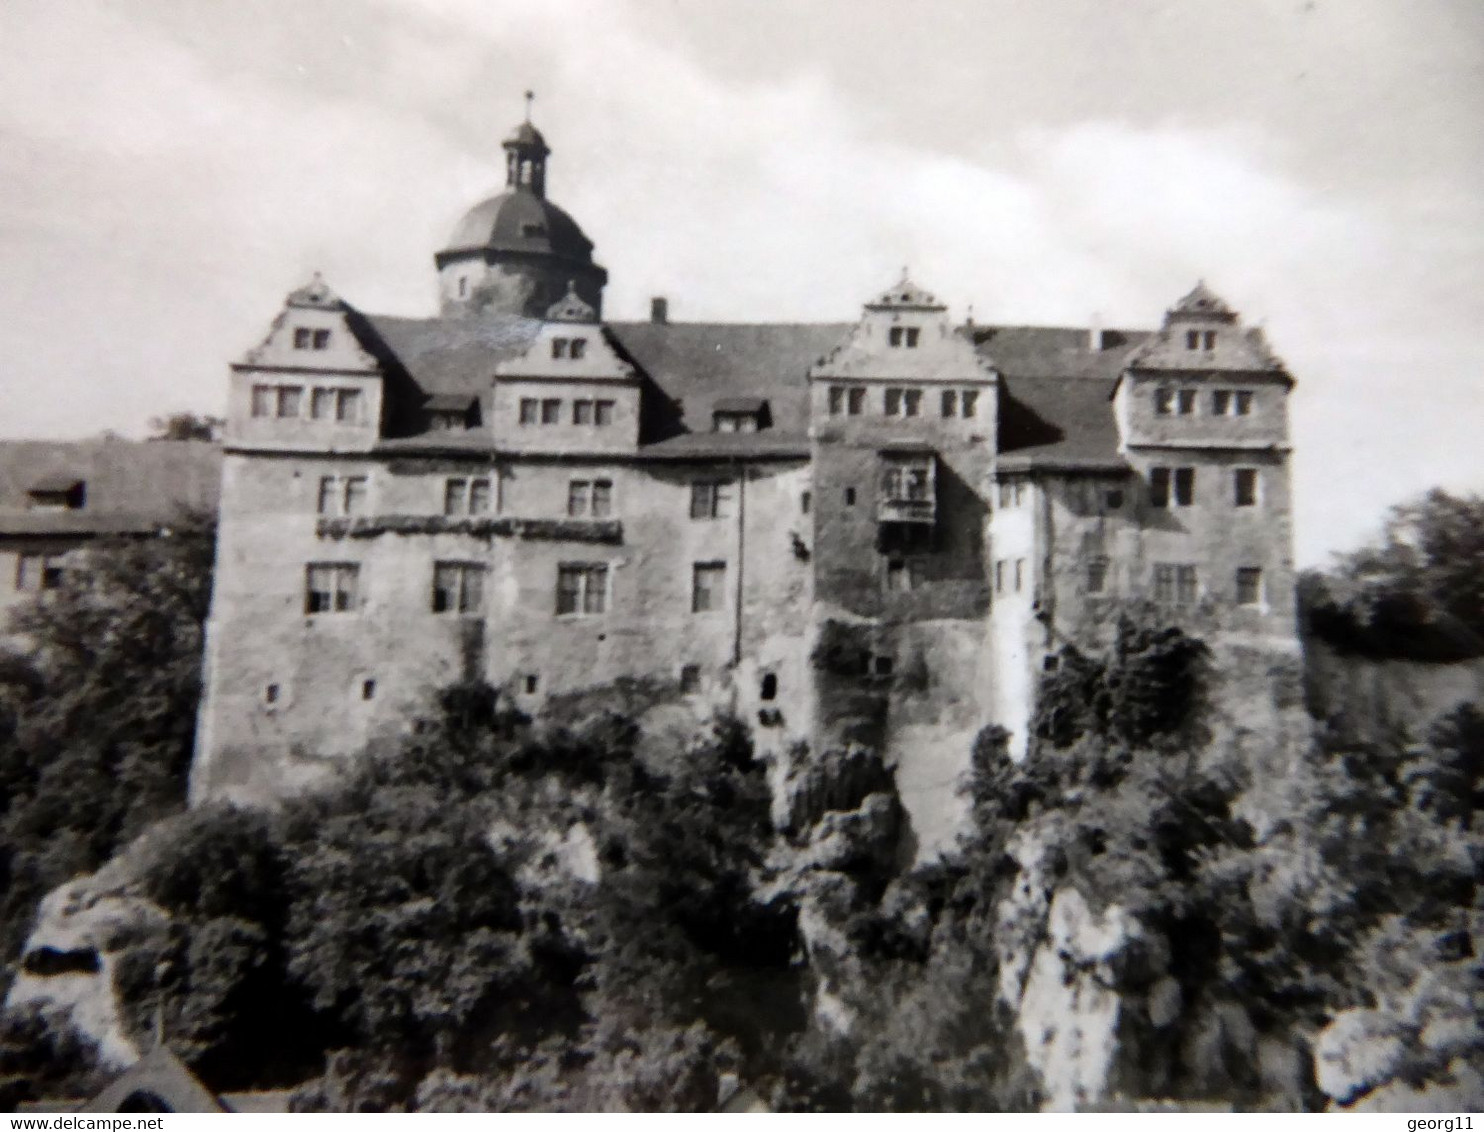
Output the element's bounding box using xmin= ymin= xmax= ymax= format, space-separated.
xmin=0 ymin=517 xmax=214 ymax=964
xmin=148 ymin=413 xmax=223 ymax=442
xmin=1302 ymin=487 xmax=1484 ymax=659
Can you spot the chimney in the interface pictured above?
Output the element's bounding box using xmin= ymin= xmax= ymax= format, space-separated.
xmin=650 ymin=296 xmax=668 ymax=325
xmin=1089 ymin=311 xmax=1104 ymax=352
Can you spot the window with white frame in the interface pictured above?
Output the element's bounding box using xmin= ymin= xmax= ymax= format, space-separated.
xmin=15 ymin=553 xmax=63 ymax=592
xmin=1152 ymin=563 xmax=1198 ymax=606
xmin=317 ymin=475 xmax=368 ymax=516
xmin=444 ymin=477 xmax=493 ymax=517
xmin=305 ymin=563 xmax=360 ymax=614
xmin=690 ymin=480 xmax=733 ymax=520
xmin=555 ymin=563 xmax=608 ymax=616
xmin=568 ymin=479 xmax=613 ymax=518
xmin=888 ymin=326 xmax=920 ymax=348
xmin=692 ymin=561 xmax=726 ymax=613
xmin=431 ymin=561 xmax=485 ymax=614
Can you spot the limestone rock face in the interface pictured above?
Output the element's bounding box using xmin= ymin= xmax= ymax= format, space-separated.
xmin=5 ymin=872 xmax=169 ymax=1067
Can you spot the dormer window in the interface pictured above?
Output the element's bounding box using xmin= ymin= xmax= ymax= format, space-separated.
xmin=712 ymin=398 xmax=769 ymax=433
xmin=888 ymin=326 xmax=921 ymax=348
xmin=551 ymin=337 xmax=588 ymax=360
xmin=521 ymin=222 xmax=547 ymax=239
xmin=27 ymin=477 xmax=85 ymax=512
xmin=1184 ymin=329 xmax=1216 ymax=351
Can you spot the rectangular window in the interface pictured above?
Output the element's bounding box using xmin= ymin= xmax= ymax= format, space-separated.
xmin=590 ymin=480 xmax=612 ymax=518
xmin=1014 ymin=558 xmax=1025 ymax=593
xmin=1177 ymin=565 xmax=1199 ymax=605
xmin=306 ymin=563 xmax=359 ymax=614
xmin=343 ymin=476 xmax=367 ymax=515
xmin=313 ymin=328 xmax=331 ymax=350
xmin=941 ymin=390 xmax=957 ymax=418
xmin=884 ymin=388 xmax=903 ymax=416
xmin=828 ymin=386 xmax=844 ymax=415
xmin=317 ymin=477 xmax=337 ymax=515
xmin=994 ymin=559 xmax=1005 ymax=594
xmin=893 ymin=327 xmax=919 ymax=347
xmin=294 ymin=327 xmax=313 ymax=349
xmin=432 ymin=561 xmax=484 ymax=614
xmin=595 ymin=400 xmax=615 ymax=426
xmin=445 ymin=478 xmax=468 ymax=517
xmin=251 ymin=385 xmax=273 ymax=418
xmin=1234 ymin=390 xmax=1254 ymax=416
xmin=801 ymin=491 xmax=811 ymax=514
xmin=552 ymin=338 xmax=569 ymax=359
xmin=519 ymin=398 xmax=539 ymax=425
xmin=15 ymin=553 xmax=62 ymax=592
xmin=468 ymin=478 xmax=492 ymax=515
xmin=573 ymin=400 xmax=594 ymax=425
xmin=998 ymin=481 xmax=1012 ymax=509
xmin=1212 ymin=390 xmax=1232 ymax=416
xmin=847 ymin=387 xmax=866 ymax=416
xmin=1203 ymin=330 xmax=1216 ymax=351
xmin=336 ymin=388 xmax=361 ymax=423
xmin=1176 ymin=389 xmax=1197 ymax=416
xmin=276 ymin=386 xmax=302 ymax=419
xmin=311 ymin=387 xmax=335 ymax=420
xmin=567 ymin=480 xmax=591 ymax=517
xmin=962 ymin=389 xmax=978 ymax=418
xmin=1174 ymin=467 xmax=1195 ymax=506
xmin=886 ymin=558 xmax=922 ymax=593
xmin=556 ymin=563 xmax=608 ymax=616
xmin=692 ymin=561 xmax=726 ymax=613
xmin=1087 ymin=557 xmax=1109 ymax=594
xmin=889 ymin=326 xmax=904 ymax=347
xmin=1156 ymin=563 xmax=1198 ymax=605
xmin=1235 ymin=566 xmax=1263 ymax=606
xmin=570 ymin=338 xmax=587 ymax=360
xmin=1155 ymin=388 xmax=1175 ymax=416
xmin=844 ymin=486 xmax=856 ymax=506
xmin=690 ymin=480 xmax=733 ymax=520
xmin=1185 ymin=330 xmax=1200 ymax=350
xmin=1234 ymin=468 xmax=1258 ymax=507
xmin=541 ymin=399 xmax=562 ymax=425
xmin=903 ymin=389 xmax=922 ymax=417
xmin=1150 ymin=467 xmax=1171 ymax=508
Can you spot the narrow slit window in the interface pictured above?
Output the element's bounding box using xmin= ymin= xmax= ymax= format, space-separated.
xmin=847 ymin=388 xmax=866 ymax=416
xmin=1234 ymin=468 xmax=1258 ymax=507
xmin=941 ymin=390 xmax=957 ymax=418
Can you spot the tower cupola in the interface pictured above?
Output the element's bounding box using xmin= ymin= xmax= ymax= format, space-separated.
xmin=435 ymin=95 xmax=607 ymax=320
xmin=503 ymin=94 xmax=550 ymax=197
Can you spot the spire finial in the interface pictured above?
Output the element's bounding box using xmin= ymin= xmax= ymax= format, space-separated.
xmin=524 ymin=90 xmax=534 ymax=123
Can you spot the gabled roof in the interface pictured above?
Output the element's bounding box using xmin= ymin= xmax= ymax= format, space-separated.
xmin=996 ymin=375 xmax=1128 ymax=472
xmin=1169 ymin=280 xmax=1236 ymax=320
xmin=865 ymin=272 xmax=946 ymax=312
xmin=607 ymin=321 xmax=851 ymax=437
xmin=81 ymin=1046 xmax=224 ymax=1114
xmin=345 ymin=313 xmax=1163 ymax=461
xmin=0 ymin=439 xmax=220 ymax=537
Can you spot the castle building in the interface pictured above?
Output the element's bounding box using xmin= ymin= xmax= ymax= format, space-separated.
xmin=1 ymin=438 xmax=221 ymax=630
xmin=192 ymin=117 xmax=1299 ymax=848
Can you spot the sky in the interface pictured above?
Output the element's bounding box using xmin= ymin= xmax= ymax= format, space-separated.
xmin=1 ymin=0 xmax=1481 ymax=565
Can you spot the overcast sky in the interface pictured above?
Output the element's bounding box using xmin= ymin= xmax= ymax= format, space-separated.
xmin=2 ymin=0 xmax=1481 ymax=564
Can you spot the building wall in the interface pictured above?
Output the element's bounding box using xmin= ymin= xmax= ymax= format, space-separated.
xmin=192 ymin=449 xmax=814 ymax=805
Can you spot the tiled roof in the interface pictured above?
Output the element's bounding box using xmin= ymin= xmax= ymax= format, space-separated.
xmin=606 ymin=321 xmax=852 ymax=437
xmin=970 ymin=325 xmax=1150 ymax=379
xmin=0 ymin=439 xmax=221 ymax=537
xmin=996 ymin=375 xmax=1127 ymax=472
xmin=351 ymin=313 xmax=1155 ymax=466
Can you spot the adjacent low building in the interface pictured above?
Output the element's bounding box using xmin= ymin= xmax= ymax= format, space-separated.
xmin=191 ymin=116 xmax=1299 ymax=851
xmin=0 ymin=437 xmax=221 ymax=627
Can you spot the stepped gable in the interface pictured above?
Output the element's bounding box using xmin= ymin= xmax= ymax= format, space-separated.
xmin=0 ymin=438 xmax=221 ymax=536
xmin=1124 ymin=281 xmax=1289 ymax=375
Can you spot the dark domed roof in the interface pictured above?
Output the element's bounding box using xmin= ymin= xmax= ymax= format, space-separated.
xmin=440 ymin=190 xmax=594 ymax=263
xmin=504 ymin=122 xmax=549 ymax=152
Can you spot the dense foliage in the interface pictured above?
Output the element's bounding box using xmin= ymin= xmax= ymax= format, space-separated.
xmin=1302 ymin=487 xmax=1484 ymax=659
xmin=0 ymin=518 xmax=214 ymax=967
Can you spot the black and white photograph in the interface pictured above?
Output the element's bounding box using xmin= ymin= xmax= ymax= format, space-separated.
xmin=0 ymin=0 xmax=1481 ymax=1116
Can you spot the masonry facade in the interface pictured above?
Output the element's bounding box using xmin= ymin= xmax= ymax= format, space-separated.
xmin=192 ymin=118 xmax=1300 ymax=850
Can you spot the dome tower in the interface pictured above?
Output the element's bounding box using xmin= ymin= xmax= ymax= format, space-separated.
xmin=435 ymin=99 xmax=608 ymax=319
